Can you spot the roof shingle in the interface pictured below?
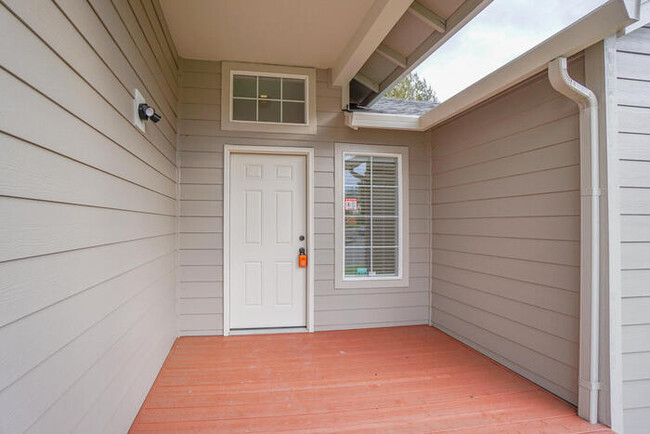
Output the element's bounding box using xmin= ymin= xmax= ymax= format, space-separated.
xmin=353 ymin=97 xmax=438 ymax=116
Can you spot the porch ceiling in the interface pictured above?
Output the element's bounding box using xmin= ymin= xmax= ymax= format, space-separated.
xmin=158 ymin=0 xmax=376 ymax=67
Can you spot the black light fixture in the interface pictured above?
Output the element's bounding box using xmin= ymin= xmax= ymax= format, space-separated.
xmin=138 ymin=103 xmax=162 ymax=123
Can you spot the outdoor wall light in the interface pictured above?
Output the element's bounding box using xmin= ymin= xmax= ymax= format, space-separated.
xmin=138 ymin=103 xmax=162 ymax=123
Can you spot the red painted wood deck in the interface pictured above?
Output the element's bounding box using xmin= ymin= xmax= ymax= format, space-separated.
xmin=130 ymin=325 xmax=609 ymax=433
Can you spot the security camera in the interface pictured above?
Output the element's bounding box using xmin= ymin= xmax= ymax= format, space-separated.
xmin=138 ymin=103 xmax=162 ymax=123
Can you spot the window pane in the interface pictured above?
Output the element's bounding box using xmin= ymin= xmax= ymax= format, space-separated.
xmin=345 ymin=156 xmax=370 ymax=187
xmin=345 ymin=248 xmax=370 ymax=277
xmin=372 ymin=218 xmax=398 ymax=247
xmin=344 ymin=185 xmax=370 ymax=216
xmin=259 ymin=76 xmax=281 ymax=99
xmin=258 ymin=100 xmax=281 ymax=122
xmin=233 ymin=75 xmax=256 ymax=98
xmin=282 ymin=101 xmax=305 ymax=124
xmin=372 ymin=248 xmax=398 ymax=276
xmin=232 ymin=98 xmax=256 ymax=121
xmin=283 ymin=78 xmax=305 ymax=101
xmin=342 ymin=153 xmax=401 ymax=281
xmin=372 ymin=157 xmax=398 ymax=186
xmin=372 ymin=187 xmax=398 ymax=216
xmin=345 ymin=217 xmax=369 ymax=247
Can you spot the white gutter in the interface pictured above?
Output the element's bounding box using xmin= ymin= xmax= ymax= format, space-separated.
xmin=344 ymin=0 xmax=637 ymax=132
xmin=624 ymin=0 xmax=650 ymax=33
xmin=344 ymin=111 xmax=419 ymax=130
xmin=548 ymin=57 xmax=600 ymax=425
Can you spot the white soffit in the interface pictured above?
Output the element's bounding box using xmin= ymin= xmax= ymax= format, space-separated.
xmin=159 ymin=0 xmax=375 ymax=67
xmin=345 ymin=0 xmax=639 ymax=131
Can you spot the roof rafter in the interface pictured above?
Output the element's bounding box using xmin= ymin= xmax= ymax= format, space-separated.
xmin=354 ymin=73 xmax=380 ymax=93
xmin=407 ymin=1 xmax=446 ymax=33
xmin=376 ymin=43 xmax=407 ymax=68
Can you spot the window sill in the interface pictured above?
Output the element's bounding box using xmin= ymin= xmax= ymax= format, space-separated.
xmin=334 ymin=277 xmax=410 ymax=289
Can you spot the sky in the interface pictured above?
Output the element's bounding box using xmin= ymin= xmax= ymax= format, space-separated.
xmin=413 ymin=0 xmax=608 ymax=101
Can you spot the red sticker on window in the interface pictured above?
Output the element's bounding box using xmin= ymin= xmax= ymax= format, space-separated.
xmin=344 ymin=197 xmax=358 ymax=211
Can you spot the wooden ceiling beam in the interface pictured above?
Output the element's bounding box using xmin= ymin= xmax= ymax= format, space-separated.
xmin=353 ymin=73 xmax=380 ymax=93
xmin=376 ymin=43 xmax=407 ymax=68
xmin=407 ymin=1 xmax=446 ymax=33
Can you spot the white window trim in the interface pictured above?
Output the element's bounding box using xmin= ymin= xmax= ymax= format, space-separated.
xmin=334 ymin=143 xmax=409 ymax=289
xmin=221 ymin=62 xmax=317 ymax=134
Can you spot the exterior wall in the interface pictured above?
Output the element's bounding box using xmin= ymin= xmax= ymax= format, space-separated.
xmin=429 ymin=60 xmax=585 ymax=405
xmin=177 ymin=59 xmax=430 ymax=335
xmin=0 ymin=1 xmax=178 ymax=432
xmin=615 ymin=24 xmax=650 ymax=433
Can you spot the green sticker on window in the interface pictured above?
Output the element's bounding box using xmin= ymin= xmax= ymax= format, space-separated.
xmin=356 ymin=268 xmax=368 ymax=276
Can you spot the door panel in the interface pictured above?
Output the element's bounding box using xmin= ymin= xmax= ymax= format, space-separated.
xmin=230 ymin=153 xmax=307 ymax=329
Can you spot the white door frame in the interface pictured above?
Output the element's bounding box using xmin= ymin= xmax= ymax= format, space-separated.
xmin=223 ymin=145 xmax=315 ymax=336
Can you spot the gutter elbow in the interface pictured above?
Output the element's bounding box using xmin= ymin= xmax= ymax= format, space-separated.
xmin=344 ymin=112 xmax=359 ymax=130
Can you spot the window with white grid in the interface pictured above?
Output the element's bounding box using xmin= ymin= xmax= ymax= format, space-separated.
xmin=231 ymin=72 xmax=307 ymax=124
xmin=335 ymin=144 xmax=409 ymax=288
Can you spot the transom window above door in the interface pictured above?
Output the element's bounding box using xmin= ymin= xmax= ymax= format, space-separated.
xmin=335 ymin=144 xmax=409 ymax=289
xmin=232 ymin=74 xmax=306 ymax=124
xmin=221 ymin=62 xmax=317 ymax=134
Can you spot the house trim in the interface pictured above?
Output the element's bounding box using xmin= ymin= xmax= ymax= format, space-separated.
xmin=585 ymin=36 xmax=625 ymax=432
xmin=333 ymin=143 xmax=410 ymax=289
xmin=330 ymin=0 xmax=412 ymax=86
xmin=222 ymin=145 xmax=315 ymax=336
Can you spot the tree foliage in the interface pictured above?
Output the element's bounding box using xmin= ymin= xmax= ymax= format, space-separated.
xmin=385 ymin=72 xmax=439 ymax=102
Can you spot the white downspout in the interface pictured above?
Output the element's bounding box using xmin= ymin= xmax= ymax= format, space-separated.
xmin=548 ymin=57 xmax=600 ymax=424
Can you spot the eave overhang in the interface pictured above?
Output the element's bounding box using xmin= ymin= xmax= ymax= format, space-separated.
xmin=346 ymin=0 xmax=639 ymax=132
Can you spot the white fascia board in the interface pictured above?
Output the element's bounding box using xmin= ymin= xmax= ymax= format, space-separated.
xmin=331 ymin=0 xmax=412 ymax=87
xmin=346 ymin=0 xmax=637 ymax=132
xmin=344 ymin=111 xmax=420 ymax=130
xmin=624 ymin=0 xmax=648 ymax=33
xmin=419 ymin=0 xmax=637 ymax=131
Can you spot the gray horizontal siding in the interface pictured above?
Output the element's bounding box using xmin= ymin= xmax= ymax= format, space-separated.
xmin=0 ymin=0 xmax=178 ymax=432
xmin=177 ymin=59 xmax=430 ymax=335
xmin=429 ymin=61 xmax=584 ymax=405
xmin=616 ymin=24 xmax=650 ymax=434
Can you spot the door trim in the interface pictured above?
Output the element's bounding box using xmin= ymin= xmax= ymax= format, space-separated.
xmin=223 ymin=145 xmax=315 ymax=336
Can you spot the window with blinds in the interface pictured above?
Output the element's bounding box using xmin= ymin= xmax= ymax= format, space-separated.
xmin=344 ymin=154 xmax=400 ymax=278
xmin=335 ymin=144 xmax=409 ymax=289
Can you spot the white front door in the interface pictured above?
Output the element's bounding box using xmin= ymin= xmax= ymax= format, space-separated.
xmin=229 ymin=153 xmax=307 ymax=329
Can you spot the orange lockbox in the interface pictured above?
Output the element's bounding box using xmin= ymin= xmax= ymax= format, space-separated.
xmin=299 ymin=254 xmax=307 ymax=268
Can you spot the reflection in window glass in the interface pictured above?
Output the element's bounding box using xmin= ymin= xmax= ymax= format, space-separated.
xmin=258 ymin=100 xmax=281 ymax=122
xmin=232 ymin=98 xmax=256 ymax=121
xmin=283 ymin=78 xmax=305 ymax=101
xmin=282 ymin=101 xmax=305 ymax=124
xmin=344 ymin=155 xmax=399 ymax=277
xmin=259 ymin=76 xmax=281 ymax=99
xmin=233 ymin=75 xmax=256 ymax=98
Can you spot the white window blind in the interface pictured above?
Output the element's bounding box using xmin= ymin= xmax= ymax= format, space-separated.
xmin=344 ymin=155 xmax=399 ymax=277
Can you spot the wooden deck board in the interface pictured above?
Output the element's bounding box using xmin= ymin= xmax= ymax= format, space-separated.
xmin=130 ymin=325 xmax=609 ymax=433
